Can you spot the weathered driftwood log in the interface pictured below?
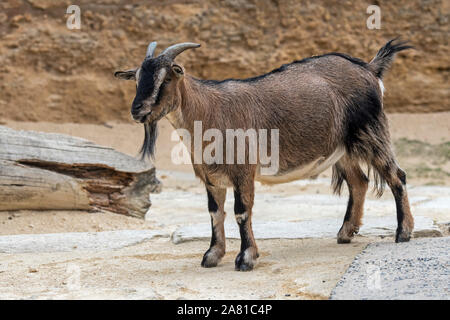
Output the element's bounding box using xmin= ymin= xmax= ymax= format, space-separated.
xmin=0 ymin=126 xmax=161 ymax=218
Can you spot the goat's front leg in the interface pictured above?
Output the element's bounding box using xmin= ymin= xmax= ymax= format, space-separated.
xmin=201 ymin=186 xmax=227 ymax=268
xmin=234 ymin=182 xmax=258 ymax=271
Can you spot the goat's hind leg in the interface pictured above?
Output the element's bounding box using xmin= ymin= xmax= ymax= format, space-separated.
xmin=333 ymin=157 xmax=369 ymax=243
xmin=373 ymin=160 xmax=414 ymax=242
xmin=362 ymin=133 xmax=414 ymax=242
xmin=201 ymin=186 xmax=227 ymax=268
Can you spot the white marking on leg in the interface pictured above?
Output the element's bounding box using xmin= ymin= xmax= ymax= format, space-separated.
xmin=210 ymin=210 xmax=223 ymax=227
xmin=243 ymin=249 xmax=253 ymax=265
xmin=235 ymin=212 xmax=248 ymax=224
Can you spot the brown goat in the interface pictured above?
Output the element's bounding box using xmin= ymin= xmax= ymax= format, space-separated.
xmin=115 ymin=39 xmax=414 ymax=271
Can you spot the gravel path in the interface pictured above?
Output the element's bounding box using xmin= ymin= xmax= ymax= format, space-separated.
xmin=331 ymin=237 xmax=450 ymax=300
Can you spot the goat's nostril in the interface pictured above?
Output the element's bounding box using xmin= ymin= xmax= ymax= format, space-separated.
xmin=132 ymin=103 xmax=143 ymax=115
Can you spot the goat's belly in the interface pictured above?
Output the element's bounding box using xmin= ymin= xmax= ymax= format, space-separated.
xmin=256 ymin=147 xmax=345 ymax=185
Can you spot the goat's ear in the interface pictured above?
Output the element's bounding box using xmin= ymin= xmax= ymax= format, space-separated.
xmin=114 ymin=69 xmax=137 ymax=80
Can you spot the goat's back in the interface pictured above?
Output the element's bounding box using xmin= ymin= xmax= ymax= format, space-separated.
xmin=192 ymin=54 xmax=384 ymax=175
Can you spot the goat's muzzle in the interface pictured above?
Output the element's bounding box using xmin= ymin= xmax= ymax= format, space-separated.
xmin=131 ymin=102 xmax=153 ymax=123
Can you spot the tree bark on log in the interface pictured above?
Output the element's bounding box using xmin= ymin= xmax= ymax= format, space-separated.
xmin=0 ymin=126 xmax=161 ymax=218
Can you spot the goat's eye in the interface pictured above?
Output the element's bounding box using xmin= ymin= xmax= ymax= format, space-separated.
xmin=172 ymin=65 xmax=183 ymax=75
xmin=164 ymin=77 xmax=171 ymax=84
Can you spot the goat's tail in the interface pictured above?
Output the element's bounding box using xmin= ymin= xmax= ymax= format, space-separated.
xmin=368 ymin=38 xmax=413 ymax=79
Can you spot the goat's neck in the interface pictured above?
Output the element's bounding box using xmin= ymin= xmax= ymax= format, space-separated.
xmin=165 ymin=75 xmax=217 ymax=134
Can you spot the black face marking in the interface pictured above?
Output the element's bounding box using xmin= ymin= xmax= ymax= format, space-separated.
xmin=132 ymin=56 xmax=173 ymax=160
xmin=132 ymin=56 xmax=169 ymax=114
xmin=233 ymin=190 xmax=246 ymax=215
xmin=132 ymin=60 xmax=158 ymax=113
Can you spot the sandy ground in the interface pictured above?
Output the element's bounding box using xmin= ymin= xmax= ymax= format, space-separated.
xmin=0 ymin=237 xmax=376 ymax=300
xmin=0 ymin=113 xmax=449 ymax=299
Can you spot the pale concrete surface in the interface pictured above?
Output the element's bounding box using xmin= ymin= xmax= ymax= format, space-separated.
xmin=0 ymin=230 xmax=169 ymax=254
xmin=172 ymin=216 xmax=441 ymax=244
xmin=331 ymin=237 xmax=450 ymax=300
xmin=0 ymin=217 xmax=437 ymax=255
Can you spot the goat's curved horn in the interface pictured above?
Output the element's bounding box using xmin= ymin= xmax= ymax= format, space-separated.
xmin=160 ymin=42 xmax=200 ymax=60
xmin=145 ymin=41 xmax=157 ymax=58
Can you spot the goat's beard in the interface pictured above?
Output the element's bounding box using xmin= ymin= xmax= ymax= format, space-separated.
xmin=140 ymin=121 xmax=158 ymax=161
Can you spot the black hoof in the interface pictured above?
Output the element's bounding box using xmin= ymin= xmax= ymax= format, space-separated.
xmin=234 ymin=251 xmax=255 ymax=271
xmin=395 ymin=229 xmax=411 ymax=243
xmin=201 ymin=248 xmax=221 ymax=268
xmin=337 ymin=224 xmax=358 ymax=244
xmin=337 ymin=237 xmax=352 ymax=244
